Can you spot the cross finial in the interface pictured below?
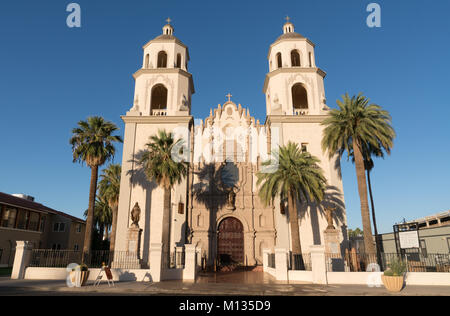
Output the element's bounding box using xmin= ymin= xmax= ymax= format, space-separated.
xmin=226 ymin=93 xmax=232 ymax=102
xmin=285 ymin=15 xmax=290 ymax=23
xmin=166 ymin=17 xmax=172 ymax=24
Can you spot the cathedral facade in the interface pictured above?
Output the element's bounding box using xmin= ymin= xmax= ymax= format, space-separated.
xmin=114 ymin=19 xmax=347 ymax=268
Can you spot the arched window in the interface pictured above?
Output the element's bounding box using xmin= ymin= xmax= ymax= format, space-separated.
xmin=176 ymin=54 xmax=181 ymax=68
xmin=292 ymin=83 xmax=308 ymax=109
xmin=309 ymin=52 xmax=313 ymax=67
xmin=157 ymin=51 xmax=167 ymax=68
xmin=144 ymin=54 xmax=149 ymax=69
xmin=291 ymin=50 xmax=300 ymax=67
xmin=276 ymin=53 xmax=282 ymax=69
xmin=150 ymin=84 xmax=168 ymax=114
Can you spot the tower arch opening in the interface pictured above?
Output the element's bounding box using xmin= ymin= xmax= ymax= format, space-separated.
xmin=176 ymin=53 xmax=182 ymax=68
xmin=276 ymin=53 xmax=282 ymax=69
xmin=291 ymin=50 xmax=301 ymax=67
xmin=292 ymin=83 xmax=308 ymax=110
xmin=157 ymin=51 xmax=168 ymax=68
xmin=150 ymin=84 xmax=168 ymax=115
xmin=144 ymin=54 xmax=150 ymax=69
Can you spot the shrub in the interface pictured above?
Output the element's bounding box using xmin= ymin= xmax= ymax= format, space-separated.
xmin=384 ymin=257 xmax=406 ymax=276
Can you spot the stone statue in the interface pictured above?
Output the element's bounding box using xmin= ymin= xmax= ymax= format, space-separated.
xmin=225 ymin=186 xmax=239 ymax=210
xmin=131 ymin=202 xmax=141 ymax=228
xmin=325 ymin=207 xmax=337 ymax=230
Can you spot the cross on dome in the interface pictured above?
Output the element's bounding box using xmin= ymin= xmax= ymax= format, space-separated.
xmin=283 ymin=16 xmax=295 ymax=34
xmin=226 ymin=93 xmax=233 ymax=102
xmin=166 ymin=17 xmax=172 ymax=24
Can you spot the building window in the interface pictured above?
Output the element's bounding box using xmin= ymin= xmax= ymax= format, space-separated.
xmin=16 ymin=209 xmax=30 ymax=230
xmin=53 ymin=222 xmax=66 ymax=232
xmin=52 ymin=244 xmax=61 ymax=250
xmin=292 ymin=83 xmax=308 ymax=110
xmin=157 ymin=51 xmax=167 ymax=68
xmin=276 ymin=53 xmax=282 ymax=69
xmin=447 ymin=238 xmax=450 ymax=252
xmin=74 ymin=244 xmax=79 ymax=251
xmin=420 ymin=239 xmax=427 ymax=258
xmin=309 ymin=52 xmax=312 ymax=67
xmin=1 ymin=207 xmax=17 ymax=228
xmin=291 ymin=50 xmax=300 ymax=67
xmin=39 ymin=216 xmax=46 ymax=232
xmin=28 ymin=212 xmax=40 ymax=231
xmin=76 ymin=223 xmax=82 ymax=233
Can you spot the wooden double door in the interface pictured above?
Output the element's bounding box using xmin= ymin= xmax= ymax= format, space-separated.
xmin=217 ymin=217 xmax=244 ymax=264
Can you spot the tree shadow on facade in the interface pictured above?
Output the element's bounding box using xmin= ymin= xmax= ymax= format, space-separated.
xmin=192 ymin=163 xmax=233 ymax=268
xmin=296 ymin=185 xmax=346 ymax=247
xmin=127 ymin=150 xmax=157 ymax=268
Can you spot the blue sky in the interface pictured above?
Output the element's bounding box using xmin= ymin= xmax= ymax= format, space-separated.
xmin=0 ymin=0 xmax=449 ymax=234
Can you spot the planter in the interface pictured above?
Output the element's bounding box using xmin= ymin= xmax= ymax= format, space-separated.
xmin=69 ymin=270 xmax=90 ymax=287
xmin=80 ymin=271 xmax=89 ymax=286
xmin=381 ymin=275 xmax=404 ymax=292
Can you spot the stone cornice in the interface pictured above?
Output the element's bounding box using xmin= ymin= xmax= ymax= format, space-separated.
xmin=265 ymin=114 xmax=329 ymax=125
xmin=263 ymin=67 xmax=327 ymax=93
xmin=121 ymin=115 xmax=194 ymax=125
xmin=133 ymin=68 xmax=195 ymax=94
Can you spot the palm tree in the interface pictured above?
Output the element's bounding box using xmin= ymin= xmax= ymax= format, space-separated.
xmin=321 ymin=94 xmax=395 ymax=255
xmin=84 ymin=197 xmax=112 ymax=243
xmin=257 ymin=142 xmax=327 ymax=267
xmin=137 ymin=130 xmax=188 ymax=261
xmin=98 ymin=164 xmax=121 ymax=252
xmin=70 ymin=116 xmax=123 ymax=253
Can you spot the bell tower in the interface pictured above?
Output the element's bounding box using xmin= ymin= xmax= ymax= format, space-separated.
xmin=115 ymin=19 xmax=194 ymax=270
xmin=128 ymin=18 xmax=195 ymax=117
xmin=263 ymin=17 xmax=328 ymax=116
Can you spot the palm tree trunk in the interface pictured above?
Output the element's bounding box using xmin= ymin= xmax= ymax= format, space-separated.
xmin=352 ymin=140 xmax=376 ymax=256
xmin=288 ymin=189 xmax=304 ymax=269
xmin=99 ymin=223 xmax=105 ymax=241
xmin=162 ymin=187 xmax=172 ymax=267
xmin=367 ymin=169 xmax=382 ymax=265
xmin=83 ymin=165 xmax=99 ymax=256
xmin=104 ymin=225 xmax=109 ymax=241
xmin=109 ymin=203 xmax=118 ymax=252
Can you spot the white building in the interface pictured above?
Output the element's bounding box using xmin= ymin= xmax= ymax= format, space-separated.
xmin=114 ymin=19 xmax=347 ymax=269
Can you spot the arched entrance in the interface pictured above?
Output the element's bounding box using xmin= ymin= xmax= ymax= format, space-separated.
xmin=217 ymin=217 xmax=244 ymax=265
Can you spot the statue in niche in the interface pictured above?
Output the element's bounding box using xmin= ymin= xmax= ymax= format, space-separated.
xmin=271 ymin=94 xmax=283 ymax=114
xmin=324 ymin=206 xmax=337 ymax=230
xmin=131 ymin=202 xmax=141 ymax=228
xmin=220 ymin=162 xmax=240 ymax=210
xmin=225 ymin=186 xmax=239 ymax=210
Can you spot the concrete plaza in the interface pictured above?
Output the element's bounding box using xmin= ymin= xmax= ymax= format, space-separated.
xmin=0 ymin=271 xmax=449 ymax=296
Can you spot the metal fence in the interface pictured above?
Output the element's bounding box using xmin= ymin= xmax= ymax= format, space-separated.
xmin=325 ymin=252 xmax=450 ymax=272
xmin=29 ymin=250 xmax=142 ymax=269
xmin=162 ymin=250 xmax=185 ymax=269
xmin=289 ymin=253 xmax=312 ymax=271
xmin=268 ymin=253 xmax=275 ymax=269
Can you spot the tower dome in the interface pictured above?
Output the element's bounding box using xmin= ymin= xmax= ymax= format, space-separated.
xmin=162 ymin=18 xmax=174 ymax=35
xmin=275 ymin=17 xmax=305 ymax=43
